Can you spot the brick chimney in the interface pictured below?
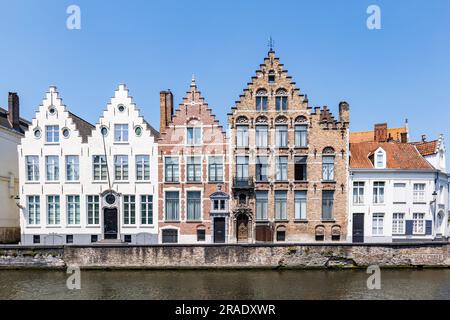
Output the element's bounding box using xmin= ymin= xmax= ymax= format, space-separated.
xmin=8 ymin=92 xmax=20 ymax=131
xmin=160 ymin=90 xmax=173 ymax=134
xmin=374 ymin=123 xmax=388 ymax=142
xmin=338 ymin=101 xmax=349 ymax=123
xmin=400 ymin=132 xmax=408 ymax=143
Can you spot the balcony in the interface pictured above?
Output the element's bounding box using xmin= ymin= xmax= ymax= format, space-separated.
xmin=233 ymin=176 xmax=254 ymax=189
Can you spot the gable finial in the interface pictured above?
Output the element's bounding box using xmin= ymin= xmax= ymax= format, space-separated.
xmin=268 ymin=36 xmax=275 ymax=52
xmin=191 ymin=74 xmax=196 ymax=87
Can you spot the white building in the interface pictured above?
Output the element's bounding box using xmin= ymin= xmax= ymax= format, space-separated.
xmin=0 ymin=93 xmax=29 ymax=243
xmin=348 ymin=126 xmax=448 ymax=243
xmin=18 ymin=85 xmax=159 ymax=245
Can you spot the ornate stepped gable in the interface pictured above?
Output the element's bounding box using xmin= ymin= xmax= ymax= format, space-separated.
xmin=228 ymin=49 xmax=349 ymax=130
xmin=158 ymin=78 xmax=227 ymax=148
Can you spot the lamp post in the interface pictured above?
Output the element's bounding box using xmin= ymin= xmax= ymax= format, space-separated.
xmin=432 ymin=191 xmax=438 ymax=238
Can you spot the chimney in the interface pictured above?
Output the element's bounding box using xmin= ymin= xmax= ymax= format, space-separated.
xmin=338 ymin=101 xmax=349 ymax=123
xmin=8 ymin=92 xmax=20 ymax=131
xmin=400 ymin=132 xmax=408 ymax=143
xmin=160 ymin=90 xmax=173 ymax=134
xmin=421 ymin=134 xmax=427 ymax=142
xmin=374 ymin=123 xmax=388 ymax=142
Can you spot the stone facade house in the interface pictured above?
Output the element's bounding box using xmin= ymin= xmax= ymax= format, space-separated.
xmin=158 ymin=79 xmax=230 ymax=244
xmin=0 ymin=93 xmax=29 ymax=243
xmin=227 ymin=49 xmax=350 ymax=243
xmin=18 ymin=85 xmax=159 ymax=245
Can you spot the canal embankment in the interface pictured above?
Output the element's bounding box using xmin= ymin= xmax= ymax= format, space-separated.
xmin=0 ymin=242 xmax=449 ymax=270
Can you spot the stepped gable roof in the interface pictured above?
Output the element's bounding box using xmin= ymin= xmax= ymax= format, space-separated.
xmin=350 ymin=141 xmax=433 ymax=170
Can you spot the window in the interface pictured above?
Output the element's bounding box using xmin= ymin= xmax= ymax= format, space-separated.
xmin=93 ymin=156 xmax=107 ymax=181
xmin=123 ymin=195 xmax=136 ymax=225
xmin=136 ymin=155 xmax=150 ymax=181
xmin=392 ymin=213 xmax=405 ymax=234
xmin=141 ymin=195 xmax=153 ymax=225
xmin=186 ymin=156 xmax=202 ymax=182
xmin=91 ymin=235 xmax=98 ymax=243
xmin=322 ymin=191 xmax=334 ymax=220
xmin=413 ymin=213 xmax=425 ymax=234
xmin=46 ymin=156 xmax=59 ymax=181
xmin=275 ymin=90 xmax=288 ymax=111
xmin=268 ymin=72 xmax=275 ymax=84
xmin=27 ymin=196 xmax=40 ymax=225
xmin=124 ymin=235 xmax=132 ymax=243
xmin=208 ymin=156 xmax=223 ymax=182
xmin=162 ymin=229 xmax=178 ymax=244
xmin=276 ymin=125 xmax=288 ymax=148
xmin=276 ymin=229 xmax=286 ymax=242
xmin=33 ymin=235 xmax=41 ymax=244
xmin=413 ymin=184 xmax=426 ymax=202
xmin=295 ymin=191 xmax=307 ymax=220
xmin=62 ymin=128 xmax=70 ymax=138
xmin=256 ymin=125 xmax=268 ymax=148
xmin=114 ymin=124 xmax=128 ymax=142
xmin=100 ymin=126 xmax=108 ymax=137
xmin=65 ymin=156 xmax=79 ymax=181
xmin=372 ymin=213 xmax=384 ymax=236
xmin=236 ymin=156 xmax=249 ymax=180
xmin=164 ymin=157 xmax=179 ymax=182
xmin=197 ymin=229 xmax=206 ymax=242
xmin=256 ymin=156 xmax=269 ymax=182
xmin=353 ymin=182 xmax=365 ymax=204
xmin=87 ymin=195 xmax=100 ymax=225
xmin=134 ymin=126 xmax=142 ymax=137
xmin=295 ymin=125 xmax=308 ymax=148
xmin=66 ymin=235 xmax=73 ymax=244
xmin=187 ymin=127 xmax=201 ymax=145
xmin=117 ymin=104 xmax=126 ymax=112
xmin=393 ymin=183 xmax=406 ymax=203
xmin=165 ymin=191 xmax=179 ymax=221
xmin=47 ymin=195 xmax=60 ymax=225
xmin=26 ymin=156 xmax=39 ymax=181
xmin=276 ymin=156 xmax=288 ymax=181
xmin=187 ymin=191 xmax=201 ymax=221
xmin=322 ymin=156 xmax=335 ymax=181
xmin=114 ymin=155 xmax=129 ymax=181
xmin=275 ymin=191 xmax=287 ymax=220
xmin=34 ymin=129 xmax=41 ymax=139
xmin=46 ymin=125 xmax=59 ymax=143
xmin=213 ymin=199 xmax=226 ymax=211
xmin=294 ymin=156 xmax=307 ymax=181
xmin=375 ymin=150 xmax=385 ymax=169
xmin=373 ymin=182 xmax=385 ymax=204
xmin=255 ymin=191 xmax=268 ymax=221
xmin=256 ymin=90 xmax=268 ymax=111
xmin=236 ymin=125 xmax=249 ymax=148
xmin=66 ymin=195 xmax=80 ymax=225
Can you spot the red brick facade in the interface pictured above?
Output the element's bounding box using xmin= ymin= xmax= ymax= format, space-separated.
xmin=157 ymin=79 xmax=230 ymax=244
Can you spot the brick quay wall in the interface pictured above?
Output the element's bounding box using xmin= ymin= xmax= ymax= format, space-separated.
xmin=0 ymin=243 xmax=449 ymax=269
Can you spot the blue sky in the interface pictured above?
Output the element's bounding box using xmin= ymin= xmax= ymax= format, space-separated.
xmin=1 ymin=0 xmax=449 ymax=151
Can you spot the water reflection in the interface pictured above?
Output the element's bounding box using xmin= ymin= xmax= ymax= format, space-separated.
xmin=0 ymin=269 xmax=449 ymax=300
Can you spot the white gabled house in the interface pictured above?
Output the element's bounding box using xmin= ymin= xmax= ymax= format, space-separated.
xmin=347 ymin=125 xmax=448 ymax=243
xmin=18 ymin=85 xmax=159 ymax=245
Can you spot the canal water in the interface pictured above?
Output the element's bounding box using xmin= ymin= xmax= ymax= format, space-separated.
xmin=0 ymin=269 xmax=449 ymax=300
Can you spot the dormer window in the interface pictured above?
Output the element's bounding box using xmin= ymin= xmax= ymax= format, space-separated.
xmin=374 ymin=148 xmax=386 ymax=169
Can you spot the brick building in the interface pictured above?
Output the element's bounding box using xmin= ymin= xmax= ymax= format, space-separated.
xmin=158 ymin=78 xmax=230 ymax=244
xmin=228 ymin=49 xmax=350 ymax=243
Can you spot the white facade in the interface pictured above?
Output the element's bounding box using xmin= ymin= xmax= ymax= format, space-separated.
xmin=0 ymin=125 xmax=22 ymax=242
xmin=18 ymin=85 xmax=159 ymax=245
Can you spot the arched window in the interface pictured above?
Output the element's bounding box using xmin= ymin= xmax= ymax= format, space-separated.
xmin=256 ymin=89 xmax=268 ymax=111
xmin=374 ymin=148 xmax=386 ymax=169
xmin=322 ymin=147 xmax=335 ymax=181
xmin=275 ymin=89 xmax=288 ymax=111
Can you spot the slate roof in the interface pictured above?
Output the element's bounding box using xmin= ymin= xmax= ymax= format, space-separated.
xmin=350 ymin=127 xmax=407 ymax=143
xmin=410 ymin=140 xmax=439 ymax=157
xmin=68 ymin=112 xmax=95 ymax=143
xmin=350 ymin=141 xmax=434 ymax=170
xmin=144 ymin=120 xmax=160 ymax=138
xmin=0 ymin=107 xmax=30 ymax=134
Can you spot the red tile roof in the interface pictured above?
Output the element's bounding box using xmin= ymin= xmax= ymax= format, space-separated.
xmin=350 ymin=127 xmax=407 ymax=144
xmin=410 ymin=140 xmax=438 ymax=156
xmin=350 ymin=142 xmax=434 ymax=170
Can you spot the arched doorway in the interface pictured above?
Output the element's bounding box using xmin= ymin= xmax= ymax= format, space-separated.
xmin=236 ymin=214 xmax=249 ymax=243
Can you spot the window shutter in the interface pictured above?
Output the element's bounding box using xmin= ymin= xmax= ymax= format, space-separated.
xmin=425 ymin=220 xmax=433 ymax=235
xmin=405 ymin=220 xmax=413 ymax=236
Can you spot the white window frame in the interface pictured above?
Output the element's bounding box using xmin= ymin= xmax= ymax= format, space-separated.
xmin=27 ymin=195 xmax=40 ymax=225
xmin=374 ymin=148 xmax=386 ymax=169
xmin=136 ymin=155 xmax=150 ymax=181
xmin=413 ymin=213 xmax=425 ymax=234
xmin=26 ymin=156 xmax=40 ymax=182
xmin=352 ymin=182 xmax=365 ymax=205
xmin=372 ymin=213 xmax=384 ymax=236
xmin=392 ymin=213 xmax=405 ymax=235
xmin=186 ymin=127 xmax=202 ymax=145
xmin=114 ymin=124 xmax=129 ymax=142
xmin=65 ymin=155 xmax=80 ymax=181
xmin=413 ymin=183 xmax=426 ymax=203
xmin=373 ymin=181 xmax=385 ymax=204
